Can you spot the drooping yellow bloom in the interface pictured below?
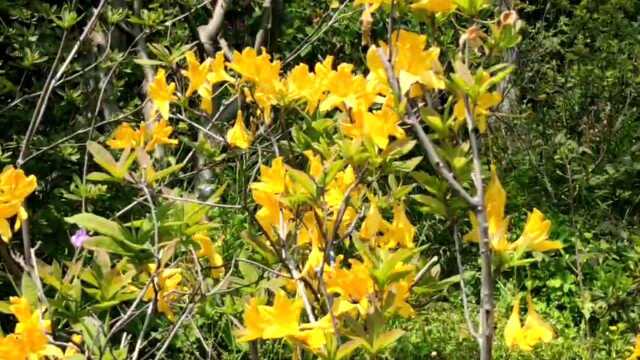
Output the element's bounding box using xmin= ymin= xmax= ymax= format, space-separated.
xmin=144 ymin=265 xmax=183 ymax=321
xmin=628 ymin=335 xmax=640 ymax=360
xmin=453 ymin=91 xmax=502 ymax=133
xmin=464 ymin=165 xmax=510 ymax=252
xmin=505 ymin=294 xmax=555 ymax=352
xmin=359 ymin=201 xmax=388 ymax=241
xmin=381 ymin=204 xmax=416 ymax=248
xmin=106 ymin=122 xmax=145 ymax=150
xmin=410 ymin=0 xmax=456 ymax=13
xmin=148 ymin=69 xmax=177 ymax=121
xmin=511 ymin=209 xmax=562 ymax=253
xmin=236 ymin=297 xmax=265 ymax=342
xmin=193 ymin=232 xmax=225 ymax=278
xmin=226 ymin=110 xmax=253 ymax=150
xmin=145 ymin=119 xmax=179 ymax=151
xmin=0 ymin=166 xmax=37 ymax=242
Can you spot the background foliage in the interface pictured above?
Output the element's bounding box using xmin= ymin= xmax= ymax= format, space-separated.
xmin=0 ymin=0 xmax=639 ymax=358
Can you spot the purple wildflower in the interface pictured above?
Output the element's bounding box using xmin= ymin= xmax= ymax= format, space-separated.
xmin=70 ymin=229 xmax=90 ymax=248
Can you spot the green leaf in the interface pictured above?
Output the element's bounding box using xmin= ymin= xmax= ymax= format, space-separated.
xmin=21 ymin=273 xmax=39 ymax=306
xmin=87 ymin=141 xmax=123 ymax=178
xmin=412 ymin=194 xmax=447 ymax=217
xmin=372 ymin=329 xmax=405 ymax=353
xmin=382 ymin=139 xmax=416 ymax=159
xmin=148 ymin=163 xmax=184 ymax=183
xmin=83 ymin=236 xmax=136 ymax=256
xmin=336 ymin=338 xmax=366 ymax=360
xmin=390 ymin=156 xmax=423 ymax=173
xmin=65 ymin=213 xmax=131 ymax=242
xmin=86 ymin=172 xmax=119 ymax=182
xmin=134 ymin=58 xmax=165 ymax=66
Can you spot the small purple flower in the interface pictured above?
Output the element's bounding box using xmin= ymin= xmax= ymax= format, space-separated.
xmin=71 ymin=229 xmax=90 ymax=248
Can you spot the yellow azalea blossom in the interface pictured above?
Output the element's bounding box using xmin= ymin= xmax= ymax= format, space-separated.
xmin=106 ymin=122 xmax=145 ymax=150
xmin=359 ymin=200 xmax=388 ymax=241
xmin=284 ymin=62 xmax=328 ymax=114
xmin=145 ymin=119 xmax=179 ymax=151
xmin=381 ymin=204 xmax=416 ymax=248
xmin=388 ymin=279 xmax=415 ymax=317
xmin=319 ymin=63 xmax=377 ymax=112
xmin=368 ymin=30 xmax=445 ymax=96
xmin=193 ymin=232 xmax=225 ymax=278
xmin=324 ymin=258 xmax=374 ymax=314
xmin=410 ymin=0 xmax=456 ymax=13
xmin=341 ymin=105 xmax=405 ymax=150
xmin=298 ymin=211 xmax=323 ymax=247
xmin=453 ymin=91 xmax=502 ymax=133
xmin=324 ymin=165 xmax=356 ymax=211
xmin=144 ymin=265 xmax=183 ymax=321
xmin=292 ymin=328 xmax=327 ymax=351
xmin=302 ymin=244 xmax=325 ymax=277
xmin=304 ymin=150 xmax=323 ymax=180
xmin=464 ymin=165 xmax=510 ymax=252
xmin=182 ymin=50 xmax=212 ymax=97
xmin=628 ymin=335 xmax=640 ymax=360
xmin=0 ymin=166 xmax=37 ymax=242
xmin=148 ymin=69 xmax=176 ymax=121
xmin=237 ymin=291 xmax=303 ymax=341
xmin=253 ymin=190 xmax=292 ymax=239
xmin=226 ymin=110 xmax=253 ymax=149
xmin=511 ymin=208 xmax=562 ymax=253
xmin=3 ymin=297 xmax=64 ymax=359
xmin=505 ymin=294 xmax=555 ymax=352
xmin=228 ymin=47 xmax=281 ymax=85
xmin=251 ymin=157 xmax=287 ymax=195
xmin=207 ymin=51 xmax=234 ymax=85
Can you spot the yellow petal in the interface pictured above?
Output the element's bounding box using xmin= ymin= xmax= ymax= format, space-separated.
xmin=226 ymin=110 xmax=253 ymax=149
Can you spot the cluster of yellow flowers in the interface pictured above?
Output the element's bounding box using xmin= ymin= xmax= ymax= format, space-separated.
xmin=464 ymin=166 xmax=562 ymax=256
xmin=0 ymin=297 xmax=80 ymax=359
xmin=107 ymin=119 xmax=178 ymax=152
xmin=0 ymin=166 xmax=37 ymax=242
xmin=504 ymin=294 xmax=554 ymax=351
xmin=143 ymin=264 xmax=184 ymax=321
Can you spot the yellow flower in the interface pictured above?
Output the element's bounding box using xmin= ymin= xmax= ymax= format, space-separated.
xmin=251 ymin=157 xmax=287 ymax=195
xmin=298 ymin=211 xmax=323 ymax=247
xmin=6 ymin=297 xmax=63 ymax=359
xmin=388 ymin=279 xmax=415 ymax=318
xmin=410 ymin=0 xmax=456 ymax=13
xmin=144 ymin=265 xmax=183 ymax=321
xmin=368 ymin=30 xmax=445 ymax=96
xmin=341 ymin=105 xmax=405 ymax=150
xmin=226 ymin=110 xmax=253 ymax=150
xmin=236 ymin=298 xmax=265 ymax=342
xmin=252 ymin=190 xmax=292 ymax=240
xmin=464 ymin=165 xmax=510 ymax=252
xmin=324 ymin=166 xmax=356 ymax=211
xmin=148 ymin=69 xmax=176 ymax=121
xmin=511 ymin=209 xmax=562 ymax=253
xmin=145 ymin=119 xmax=179 ymax=151
xmin=324 ymin=258 xmax=374 ymax=314
xmin=302 ymin=243 xmax=325 ymax=278
xmin=182 ymin=50 xmax=211 ymax=97
xmin=106 ymin=122 xmax=145 ymax=150
xmin=193 ymin=232 xmax=225 ymax=279
xmin=0 ymin=166 xmax=37 ymax=242
xmin=628 ymin=335 xmax=640 ymax=360
xmin=303 ymin=150 xmax=323 ymax=180
xmin=505 ymin=294 xmax=555 ymax=352
xmin=381 ymin=204 xmax=416 ymax=248
xmin=359 ymin=201 xmax=388 ymax=241
xmin=207 ymin=51 xmax=234 ymax=85
xmin=453 ymin=91 xmax=502 ymax=133
xmin=228 ymin=48 xmax=280 ymax=85
xmin=237 ymin=291 xmax=303 ymax=341
xmin=319 ymin=63 xmax=377 ymax=112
